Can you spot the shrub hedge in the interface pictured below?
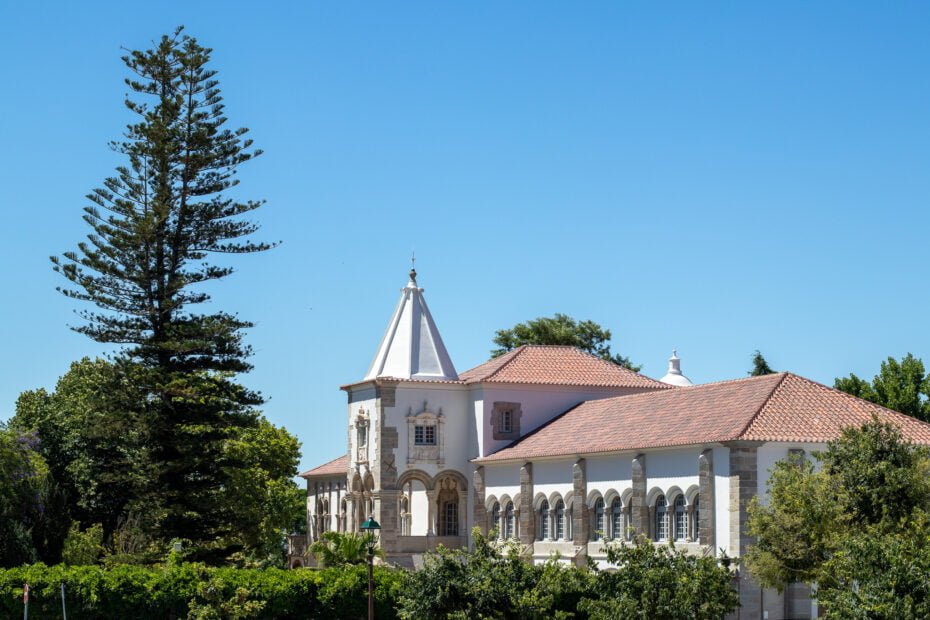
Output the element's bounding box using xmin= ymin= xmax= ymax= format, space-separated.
xmin=0 ymin=562 xmax=403 ymax=619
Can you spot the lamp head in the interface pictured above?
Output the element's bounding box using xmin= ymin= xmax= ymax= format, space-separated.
xmin=360 ymin=517 xmax=381 ymax=531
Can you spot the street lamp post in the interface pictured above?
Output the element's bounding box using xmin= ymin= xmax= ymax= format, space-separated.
xmin=360 ymin=516 xmax=381 ymax=620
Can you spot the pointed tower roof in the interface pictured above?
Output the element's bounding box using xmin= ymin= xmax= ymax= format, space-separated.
xmin=660 ymin=349 xmax=694 ymax=387
xmin=364 ymin=268 xmax=458 ymax=381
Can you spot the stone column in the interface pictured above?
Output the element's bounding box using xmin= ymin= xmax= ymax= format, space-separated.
xmin=457 ymin=488 xmax=468 ymax=541
xmin=473 ymin=466 xmax=487 ymax=537
xmin=374 ymin=384 xmax=398 ymax=553
xmin=728 ymin=442 xmax=762 ymax=619
xmin=572 ymin=459 xmax=588 ymax=566
xmin=519 ymin=462 xmax=534 ymax=547
xmin=698 ymin=449 xmax=716 ymax=549
xmin=631 ymin=454 xmax=648 ymax=537
xmin=426 ymin=489 xmax=438 ymax=536
xmin=378 ymin=489 xmax=399 ymax=551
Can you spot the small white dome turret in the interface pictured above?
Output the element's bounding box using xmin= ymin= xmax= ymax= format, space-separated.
xmin=660 ymin=349 xmax=693 ymax=387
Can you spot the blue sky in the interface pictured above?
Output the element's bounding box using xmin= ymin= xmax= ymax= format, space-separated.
xmin=2 ymin=2 xmax=929 ymax=472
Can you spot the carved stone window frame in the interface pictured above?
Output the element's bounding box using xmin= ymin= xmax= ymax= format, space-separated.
xmin=406 ymin=404 xmax=445 ymax=465
xmin=491 ymin=401 xmax=522 ymax=440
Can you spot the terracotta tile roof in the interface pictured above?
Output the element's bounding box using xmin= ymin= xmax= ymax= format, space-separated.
xmin=742 ymin=373 xmax=930 ymax=443
xmin=458 ymin=345 xmax=671 ymax=390
xmin=476 ymin=372 xmax=930 ymax=462
xmin=299 ymin=454 xmax=348 ymax=478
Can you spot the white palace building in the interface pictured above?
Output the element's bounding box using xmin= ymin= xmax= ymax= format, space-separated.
xmin=293 ymin=269 xmax=930 ymax=619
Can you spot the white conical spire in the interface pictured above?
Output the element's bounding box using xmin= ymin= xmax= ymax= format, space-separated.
xmin=660 ymin=349 xmax=693 ymax=387
xmin=364 ymin=268 xmax=458 ymax=381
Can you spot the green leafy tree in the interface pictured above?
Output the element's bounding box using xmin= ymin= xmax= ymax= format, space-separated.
xmin=492 ymin=313 xmax=640 ymax=371
xmin=50 ymin=27 xmax=275 ymax=560
xmin=397 ymin=531 xmax=538 ymax=619
xmin=13 ymin=358 xmax=303 ymax=566
xmin=61 ymin=522 xmax=104 ymax=565
xmin=0 ymin=426 xmax=50 ymax=566
xmin=818 ymin=513 xmax=930 ymax=618
xmin=398 ymin=529 xmax=735 ymax=619
xmin=12 ymin=358 xmax=152 ymax=550
xmin=580 ymin=539 xmax=738 ymax=620
xmin=743 ymin=454 xmax=846 ymax=587
xmin=222 ymin=418 xmax=305 ymax=567
xmin=835 ymin=353 xmax=930 ymax=421
xmin=749 ymin=350 xmax=776 ymax=376
xmin=747 ymin=419 xmax=930 ymax=618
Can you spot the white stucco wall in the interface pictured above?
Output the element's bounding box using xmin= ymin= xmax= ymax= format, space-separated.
xmin=387 ymin=382 xmax=473 ymax=482
xmin=586 ymin=455 xmax=634 ymax=500
xmin=476 ymin=384 xmax=657 ymax=458
xmin=483 ymin=463 xmax=521 ymax=506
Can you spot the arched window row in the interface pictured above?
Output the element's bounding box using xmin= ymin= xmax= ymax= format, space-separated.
xmin=487 ymin=500 xmax=520 ymax=540
xmin=585 ymin=488 xmax=701 ymax=544
xmin=652 ymin=492 xmax=700 ymax=544
xmin=591 ymin=496 xmax=632 ymax=542
xmin=535 ymin=496 xmax=572 ymax=542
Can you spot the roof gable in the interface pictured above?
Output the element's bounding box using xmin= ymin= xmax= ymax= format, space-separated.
xmin=459 ymin=345 xmax=671 ymax=390
xmin=300 ymin=454 xmax=348 ymax=478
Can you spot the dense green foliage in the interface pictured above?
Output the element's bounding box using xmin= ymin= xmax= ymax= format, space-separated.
xmin=492 ymin=314 xmax=640 ymax=371
xmin=397 ymin=530 xmax=736 ymax=619
xmin=579 ymin=542 xmax=738 ymax=620
xmin=0 ymin=563 xmax=403 ymax=619
xmin=748 ymin=350 xmax=775 ymax=376
xmin=834 ymin=353 xmax=930 ymax=421
xmin=747 ymin=419 xmax=930 ymax=618
xmin=9 ymin=358 xmax=304 ymax=567
xmin=0 ymin=426 xmax=51 ymax=566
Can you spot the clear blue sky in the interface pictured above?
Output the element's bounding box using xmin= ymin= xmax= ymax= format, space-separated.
xmin=2 ymin=2 xmax=929 ymax=473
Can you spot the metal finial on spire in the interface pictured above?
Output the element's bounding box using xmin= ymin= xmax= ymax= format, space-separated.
xmin=409 ymin=251 xmax=417 ymax=283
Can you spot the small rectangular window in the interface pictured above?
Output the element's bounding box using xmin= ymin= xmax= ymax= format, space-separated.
xmin=499 ymin=410 xmax=512 ymax=434
xmin=414 ymin=424 xmax=435 ymax=445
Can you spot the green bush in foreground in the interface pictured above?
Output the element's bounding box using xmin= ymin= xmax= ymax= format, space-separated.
xmin=0 ymin=562 xmax=403 ymax=619
xmin=397 ymin=530 xmax=737 ymax=619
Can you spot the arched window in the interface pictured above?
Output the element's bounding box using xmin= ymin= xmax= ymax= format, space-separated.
xmin=655 ymin=495 xmax=668 ymax=541
xmin=504 ymin=502 xmax=515 ymax=539
xmin=691 ymin=498 xmax=700 ymax=543
xmin=610 ymin=497 xmax=624 ymax=540
xmin=538 ymin=500 xmax=550 ymax=540
xmin=490 ymin=502 xmax=501 ymax=537
xmin=592 ymin=497 xmax=605 ymax=540
xmin=554 ymin=500 xmax=566 ymax=540
xmin=674 ymin=496 xmax=687 ymax=541
xmin=340 ymin=498 xmax=348 ymax=533
xmin=442 ymin=501 xmax=458 ymax=536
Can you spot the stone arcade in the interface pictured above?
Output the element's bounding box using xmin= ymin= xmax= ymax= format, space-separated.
xmin=292 ymin=269 xmax=930 ymax=620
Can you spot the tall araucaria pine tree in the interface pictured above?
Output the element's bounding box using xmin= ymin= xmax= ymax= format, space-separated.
xmin=52 ymin=27 xmax=276 ymax=560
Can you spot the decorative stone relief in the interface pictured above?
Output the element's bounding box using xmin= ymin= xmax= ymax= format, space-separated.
xmin=406 ymin=401 xmax=445 ymax=465
xmin=353 ymin=407 xmax=370 ymax=465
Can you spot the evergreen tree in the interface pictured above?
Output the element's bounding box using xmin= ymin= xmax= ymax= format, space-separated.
xmin=51 ymin=28 xmax=274 ymax=560
xmin=749 ymin=350 xmax=775 ymax=376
